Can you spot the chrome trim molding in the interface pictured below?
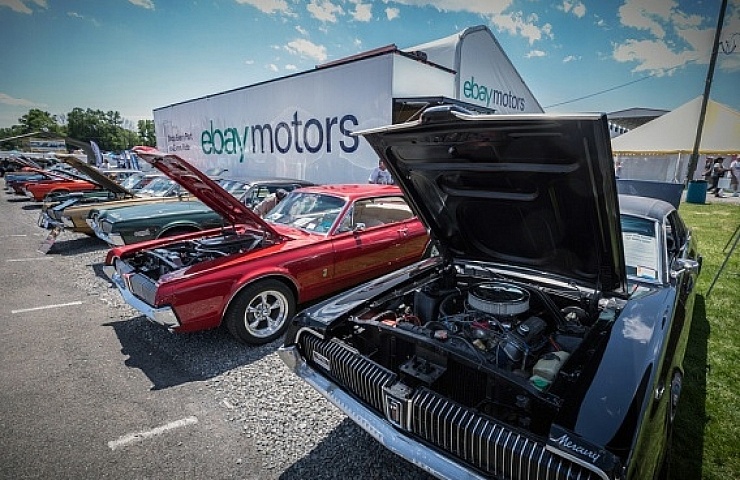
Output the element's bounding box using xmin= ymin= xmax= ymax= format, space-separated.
xmin=277 ymin=345 xmax=488 ymax=480
xmin=107 ymin=268 xmax=180 ymax=329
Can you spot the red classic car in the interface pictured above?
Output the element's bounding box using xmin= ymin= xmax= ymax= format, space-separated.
xmin=103 ymin=148 xmax=430 ymax=344
xmin=6 ymin=167 xmax=70 ymax=194
xmin=22 ymin=171 xmax=99 ymax=201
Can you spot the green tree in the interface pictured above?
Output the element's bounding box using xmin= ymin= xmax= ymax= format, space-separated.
xmin=18 ymin=109 xmax=64 ymax=135
xmin=4 ymin=107 xmax=154 ymax=153
xmin=137 ymin=120 xmax=156 ymax=147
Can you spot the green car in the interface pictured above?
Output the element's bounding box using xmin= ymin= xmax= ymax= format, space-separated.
xmin=87 ymin=177 xmax=315 ymax=246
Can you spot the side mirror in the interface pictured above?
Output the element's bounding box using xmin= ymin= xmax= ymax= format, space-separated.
xmin=670 ymin=258 xmax=700 ymax=279
xmin=353 ymin=222 xmax=366 ymax=232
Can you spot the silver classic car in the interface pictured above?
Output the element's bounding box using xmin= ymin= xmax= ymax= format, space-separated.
xmin=279 ymin=107 xmax=701 ymax=480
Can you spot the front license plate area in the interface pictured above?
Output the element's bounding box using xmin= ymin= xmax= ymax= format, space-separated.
xmin=38 ymin=226 xmax=62 ymax=254
xmin=38 ymin=212 xmax=50 ymax=229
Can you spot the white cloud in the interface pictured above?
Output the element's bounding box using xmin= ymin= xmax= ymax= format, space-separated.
xmin=0 ymin=0 xmax=47 ymax=14
xmin=284 ymin=38 xmax=328 ymax=62
xmin=493 ymin=11 xmax=553 ymax=45
xmin=235 ymin=0 xmax=292 ymax=15
xmin=128 ymin=0 xmax=154 ymax=9
xmin=306 ymin=0 xmax=344 ymax=23
xmin=563 ymin=54 xmax=581 ymax=63
xmin=350 ymin=1 xmax=372 ymax=22
xmin=560 ymin=1 xmax=586 ymax=19
xmin=67 ymin=11 xmax=100 ymax=26
xmin=612 ymin=38 xmax=703 ymax=75
xmin=618 ymin=0 xmax=675 ymax=38
xmin=268 ymin=64 xmax=279 ymax=72
xmin=295 ymin=25 xmax=308 ymax=36
xmin=285 ymin=64 xmax=298 ymax=70
xmin=0 ymin=92 xmax=45 ymax=107
xmin=385 ymin=7 xmax=399 ymax=20
xmin=525 ymin=49 xmax=546 ymax=58
xmin=387 ymin=0 xmax=551 ymax=44
xmin=614 ymin=0 xmax=717 ymax=75
xmin=718 ymin=14 xmax=740 ymax=71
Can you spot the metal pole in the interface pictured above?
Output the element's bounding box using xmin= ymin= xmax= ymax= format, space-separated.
xmin=686 ymin=0 xmax=727 ymax=183
xmin=706 ymin=223 xmax=740 ymax=298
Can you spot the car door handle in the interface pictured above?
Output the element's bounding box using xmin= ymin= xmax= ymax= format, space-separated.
xmin=398 ymin=227 xmax=409 ymax=236
xmin=655 ymin=381 xmax=666 ymax=401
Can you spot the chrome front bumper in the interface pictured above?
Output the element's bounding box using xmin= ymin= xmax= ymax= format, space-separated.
xmin=277 ymin=344 xmax=486 ymax=480
xmin=38 ymin=211 xmax=64 ymax=230
xmin=88 ymin=218 xmax=124 ymax=246
xmin=103 ymin=264 xmax=180 ymax=329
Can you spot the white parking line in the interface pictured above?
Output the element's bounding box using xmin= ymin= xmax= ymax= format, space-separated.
xmin=11 ymin=301 xmax=84 ymax=314
xmin=6 ymin=257 xmax=53 ymax=262
xmin=108 ymin=416 xmax=199 ymax=451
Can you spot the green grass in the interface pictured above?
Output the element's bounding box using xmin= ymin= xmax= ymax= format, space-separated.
xmin=670 ymin=201 xmax=740 ymax=480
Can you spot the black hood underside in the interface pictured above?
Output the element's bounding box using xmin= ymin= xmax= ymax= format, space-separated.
xmin=360 ymin=107 xmax=626 ymax=294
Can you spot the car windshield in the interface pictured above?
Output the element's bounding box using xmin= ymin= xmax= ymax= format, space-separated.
xmin=119 ymin=173 xmax=145 ymax=190
xmin=217 ymin=179 xmax=249 ymax=197
xmin=265 ymin=192 xmax=346 ymax=234
xmin=137 ymin=177 xmax=177 ymax=197
xmin=621 ymin=214 xmax=661 ymax=282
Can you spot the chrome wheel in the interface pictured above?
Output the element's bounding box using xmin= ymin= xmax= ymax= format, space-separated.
xmin=243 ymin=289 xmax=290 ymax=339
xmin=225 ymin=279 xmax=295 ymax=344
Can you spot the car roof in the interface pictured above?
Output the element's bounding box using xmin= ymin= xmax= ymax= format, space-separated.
xmin=290 ymin=184 xmax=403 ymax=199
xmin=618 ymin=194 xmax=674 ymax=222
xmin=245 ymin=177 xmax=315 ymax=186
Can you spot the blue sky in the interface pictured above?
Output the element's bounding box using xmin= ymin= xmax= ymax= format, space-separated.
xmin=0 ymin=0 xmax=738 ymax=130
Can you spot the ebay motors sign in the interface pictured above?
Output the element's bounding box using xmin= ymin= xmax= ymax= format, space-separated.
xmin=200 ymin=112 xmax=360 ymax=163
xmin=154 ymin=56 xmax=393 ymax=184
xmin=456 ymin=28 xmax=543 ymax=114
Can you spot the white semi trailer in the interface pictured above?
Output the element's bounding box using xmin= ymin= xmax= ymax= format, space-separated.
xmin=153 ymin=25 xmax=543 ymax=184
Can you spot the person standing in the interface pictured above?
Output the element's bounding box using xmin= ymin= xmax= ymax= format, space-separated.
xmin=368 ymin=159 xmax=394 ymax=185
xmin=729 ymin=154 xmax=740 ymax=197
xmin=709 ymin=157 xmax=726 ymax=197
xmin=253 ymin=189 xmax=288 ymax=217
xmin=702 ymin=157 xmax=714 ymax=182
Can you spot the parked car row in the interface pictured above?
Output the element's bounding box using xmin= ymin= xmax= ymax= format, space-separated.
xmin=6 ymin=146 xmax=431 ymax=347
xmin=3 ymin=107 xmax=701 ymax=480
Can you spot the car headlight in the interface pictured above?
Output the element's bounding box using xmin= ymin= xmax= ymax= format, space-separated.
xmin=107 ymin=233 xmax=125 ymax=246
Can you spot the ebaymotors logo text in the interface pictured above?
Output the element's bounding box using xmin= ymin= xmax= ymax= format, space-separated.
xmin=463 ymin=76 xmax=526 ymax=111
xmin=201 ymin=112 xmax=359 ymax=162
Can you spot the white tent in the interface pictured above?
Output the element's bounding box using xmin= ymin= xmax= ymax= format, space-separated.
xmin=611 ymin=96 xmax=740 ymax=182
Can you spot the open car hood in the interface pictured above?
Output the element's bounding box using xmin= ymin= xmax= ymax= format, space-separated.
xmin=56 ymin=154 xmax=133 ymax=196
xmin=360 ymin=106 xmax=627 ymax=294
xmin=132 ymin=147 xmax=279 ymax=237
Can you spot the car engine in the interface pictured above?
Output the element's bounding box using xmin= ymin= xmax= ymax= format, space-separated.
xmin=359 ymin=278 xmax=591 ymax=380
xmin=125 ymin=232 xmax=268 ymax=280
xmin=313 ymin=268 xmax=618 ymax=434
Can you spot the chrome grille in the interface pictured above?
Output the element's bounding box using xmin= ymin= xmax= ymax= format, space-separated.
xmin=127 ymin=273 xmax=157 ymax=305
xmin=410 ymin=388 xmax=600 ymax=480
xmin=298 ymin=334 xmax=604 ymax=479
xmin=300 ymin=333 xmax=397 ymax=413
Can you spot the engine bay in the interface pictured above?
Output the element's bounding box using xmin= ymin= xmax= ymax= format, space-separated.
xmin=125 ymin=231 xmax=269 ymax=280
xmin=318 ymin=269 xmax=617 ymax=433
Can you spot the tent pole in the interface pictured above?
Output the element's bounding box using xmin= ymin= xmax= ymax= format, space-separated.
xmin=673 ymin=151 xmax=682 ymax=183
xmin=686 ymin=0 xmax=727 ymax=183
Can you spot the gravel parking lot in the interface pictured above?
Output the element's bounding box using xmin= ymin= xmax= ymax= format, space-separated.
xmin=0 ymin=187 xmax=433 ymax=480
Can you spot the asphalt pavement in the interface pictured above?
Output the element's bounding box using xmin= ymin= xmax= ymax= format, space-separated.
xmin=0 ymin=188 xmax=266 ymax=480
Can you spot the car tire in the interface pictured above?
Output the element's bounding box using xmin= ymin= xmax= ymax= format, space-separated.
xmin=224 ymin=279 xmax=295 ymax=344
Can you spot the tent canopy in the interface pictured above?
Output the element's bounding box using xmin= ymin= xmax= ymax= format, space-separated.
xmin=611 ymin=96 xmax=740 ymax=155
